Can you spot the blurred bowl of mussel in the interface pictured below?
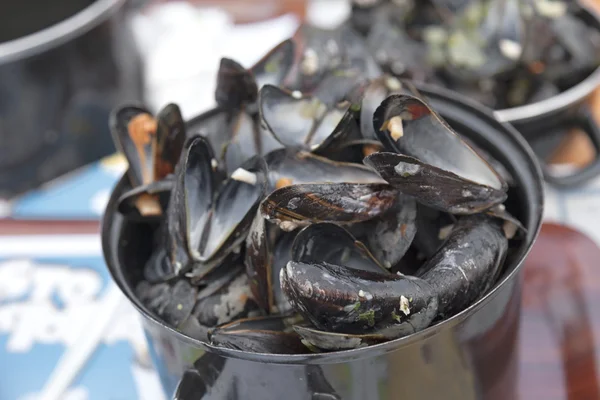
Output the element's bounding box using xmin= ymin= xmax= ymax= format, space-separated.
xmin=102 ymin=28 xmax=543 ymax=400
xmin=348 ymin=0 xmax=600 ymax=187
xmin=0 ymin=0 xmax=143 ymax=197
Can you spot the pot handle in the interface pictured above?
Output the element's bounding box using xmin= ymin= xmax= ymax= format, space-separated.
xmin=542 ymin=105 xmax=600 ymax=188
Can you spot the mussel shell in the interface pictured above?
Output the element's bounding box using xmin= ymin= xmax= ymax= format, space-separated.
xmin=291 ymin=222 xmax=387 ymax=274
xmin=116 ymin=177 xmax=173 ymax=220
xmin=135 ymin=280 xmax=197 ymax=327
xmin=155 ymin=103 xmax=187 ymax=179
xmin=261 ymin=182 xmax=397 ymax=230
xmin=110 ymin=105 xmax=156 ymax=187
xmin=364 ymin=152 xmax=507 ymax=214
xmin=372 ymin=94 xmax=506 ymax=192
xmin=282 ymin=261 xmax=438 ymax=335
xmin=179 ymin=136 xmax=217 ymax=260
xmin=259 ymin=85 xmax=359 ymax=153
xmin=223 ymin=112 xmax=282 ymax=174
xmin=186 ymin=106 xmax=230 ymax=170
xmin=245 ymin=210 xmax=296 ymax=314
xmin=192 ymin=271 xmax=261 ymax=327
xmin=265 ymin=149 xmax=385 ymax=190
xmin=245 ymin=210 xmax=274 ymax=312
xmin=250 ymin=38 xmax=296 ymax=89
xmin=294 ymin=325 xmax=386 ymax=351
xmin=365 ymin=194 xmax=417 ymax=269
xmin=209 ymin=315 xmax=308 ymax=354
xmin=215 ymin=58 xmax=258 ymax=110
xmin=416 ymin=214 xmax=508 ymax=319
xmin=200 ymin=156 xmax=269 ymax=262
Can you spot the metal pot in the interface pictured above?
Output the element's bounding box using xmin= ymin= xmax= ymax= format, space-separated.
xmin=102 ymin=85 xmax=544 ymax=400
xmin=0 ymin=0 xmax=143 ymax=198
xmin=493 ymin=3 xmax=600 ymax=188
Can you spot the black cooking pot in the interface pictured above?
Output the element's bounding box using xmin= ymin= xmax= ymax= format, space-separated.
xmin=102 ymin=84 xmax=544 ymax=400
xmin=493 ymin=3 xmax=600 ymax=188
xmin=0 ymin=0 xmax=143 ymax=198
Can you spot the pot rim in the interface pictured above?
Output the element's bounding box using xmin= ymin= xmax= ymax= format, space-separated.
xmin=101 ymin=84 xmax=544 ymax=365
xmin=0 ymin=0 xmax=126 ymax=66
xmin=494 ymin=3 xmax=600 ymax=123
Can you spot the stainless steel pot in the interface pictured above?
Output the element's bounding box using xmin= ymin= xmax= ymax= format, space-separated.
xmin=102 ymin=84 xmax=544 ymax=400
xmin=0 ymin=0 xmax=143 ymax=197
xmin=493 ymin=3 xmax=600 ymax=188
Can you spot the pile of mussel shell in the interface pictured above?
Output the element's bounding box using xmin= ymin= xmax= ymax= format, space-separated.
xmin=111 ymin=27 xmax=526 ymax=354
xmin=348 ymin=0 xmax=600 ymax=109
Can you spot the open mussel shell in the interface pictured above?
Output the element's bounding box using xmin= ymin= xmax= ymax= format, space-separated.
xmin=209 ymin=314 xmax=308 ymax=354
xmin=245 ymin=211 xmax=296 ymax=313
xmin=201 ymin=156 xmax=269 ymax=261
xmin=294 ymin=325 xmax=386 ymax=352
xmin=261 ymin=182 xmax=397 ymax=231
xmin=291 ymin=222 xmax=387 ymax=274
xmin=265 ymin=148 xmax=386 ymax=190
xmin=364 ymin=152 xmax=507 ymax=214
xmin=116 ymin=176 xmax=173 ymax=220
xmin=135 ymin=279 xmax=197 ymax=327
xmin=416 ymin=214 xmax=508 ymax=320
xmin=259 ymin=85 xmax=359 ymax=153
xmin=155 ymin=103 xmax=187 ymax=179
xmin=250 ymin=38 xmax=296 ymax=89
xmin=215 ymin=58 xmax=258 ymax=110
xmin=365 ymin=194 xmax=417 ymax=269
xmin=110 ymin=105 xmax=157 ymax=187
xmin=372 ymin=94 xmax=506 ymax=192
xmin=178 ymin=136 xmax=218 ymax=260
xmin=281 ymin=261 xmax=438 ymax=335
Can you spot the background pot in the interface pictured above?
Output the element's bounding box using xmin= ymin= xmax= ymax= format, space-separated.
xmin=0 ymin=0 xmax=143 ymax=198
xmin=102 ymin=85 xmax=544 ymax=400
xmin=493 ymin=3 xmax=600 ymax=188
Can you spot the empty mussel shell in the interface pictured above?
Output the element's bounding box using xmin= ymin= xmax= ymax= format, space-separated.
xmin=265 ymin=148 xmax=386 ymax=190
xmin=261 ymin=182 xmax=397 ymax=231
xmin=215 ymin=58 xmax=258 ymax=110
xmin=294 ymin=325 xmax=386 ymax=352
xmin=364 ymin=152 xmax=507 ymax=214
xmin=251 ymin=38 xmax=296 ymax=89
xmin=281 ymin=261 xmax=438 ymax=335
xmin=259 ymin=85 xmax=360 ymax=153
xmin=210 ymin=314 xmax=308 ymax=354
xmin=416 ymin=214 xmax=509 ymax=319
xmin=155 ymin=103 xmax=187 ymax=179
xmin=291 ymin=222 xmax=387 ymax=274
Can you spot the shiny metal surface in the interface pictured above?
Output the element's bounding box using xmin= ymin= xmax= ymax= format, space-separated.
xmin=102 ymin=86 xmax=544 ymax=400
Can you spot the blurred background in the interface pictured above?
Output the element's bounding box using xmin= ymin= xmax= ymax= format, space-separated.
xmin=3 ymin=0 xmax=600 ymax=399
